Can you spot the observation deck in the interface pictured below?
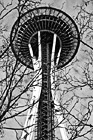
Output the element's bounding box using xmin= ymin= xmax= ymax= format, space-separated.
xmin=10 ymin=7 xmax=80 ymax=70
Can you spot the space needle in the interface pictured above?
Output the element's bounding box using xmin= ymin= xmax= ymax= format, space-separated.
xmin=10 ymin=7 xmax=80 ymax=140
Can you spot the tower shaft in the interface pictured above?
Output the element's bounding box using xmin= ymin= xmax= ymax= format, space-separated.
xmin=37 ymin=32 xmax=54 ymax=140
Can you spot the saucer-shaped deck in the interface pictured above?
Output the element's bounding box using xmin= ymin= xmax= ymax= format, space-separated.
xmin=10 ymin=7 xmax=80 ymax=69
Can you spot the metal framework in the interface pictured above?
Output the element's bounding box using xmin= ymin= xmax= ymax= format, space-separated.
xmin=10 ymin=7 xmax=80 ymax=140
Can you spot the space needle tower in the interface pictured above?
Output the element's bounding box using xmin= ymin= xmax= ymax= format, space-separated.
xmin=10 ymin=7 xmax=80 ymax=140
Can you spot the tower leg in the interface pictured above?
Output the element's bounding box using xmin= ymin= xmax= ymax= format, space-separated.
xmin=51 ymin=34 xmax=68 ymax=140
xmin=21 ymin=74 xmax=42 ymax=140
xmin=21 ymin=33 xmax=42 ymax=139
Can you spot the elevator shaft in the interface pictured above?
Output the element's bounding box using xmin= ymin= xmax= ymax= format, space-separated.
xmin=37 ymin=32 xmax=54 ymax=140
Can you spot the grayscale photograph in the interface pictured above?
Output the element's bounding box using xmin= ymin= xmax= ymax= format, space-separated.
xmin=0 ymin=0 xmax=93 ymax=140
